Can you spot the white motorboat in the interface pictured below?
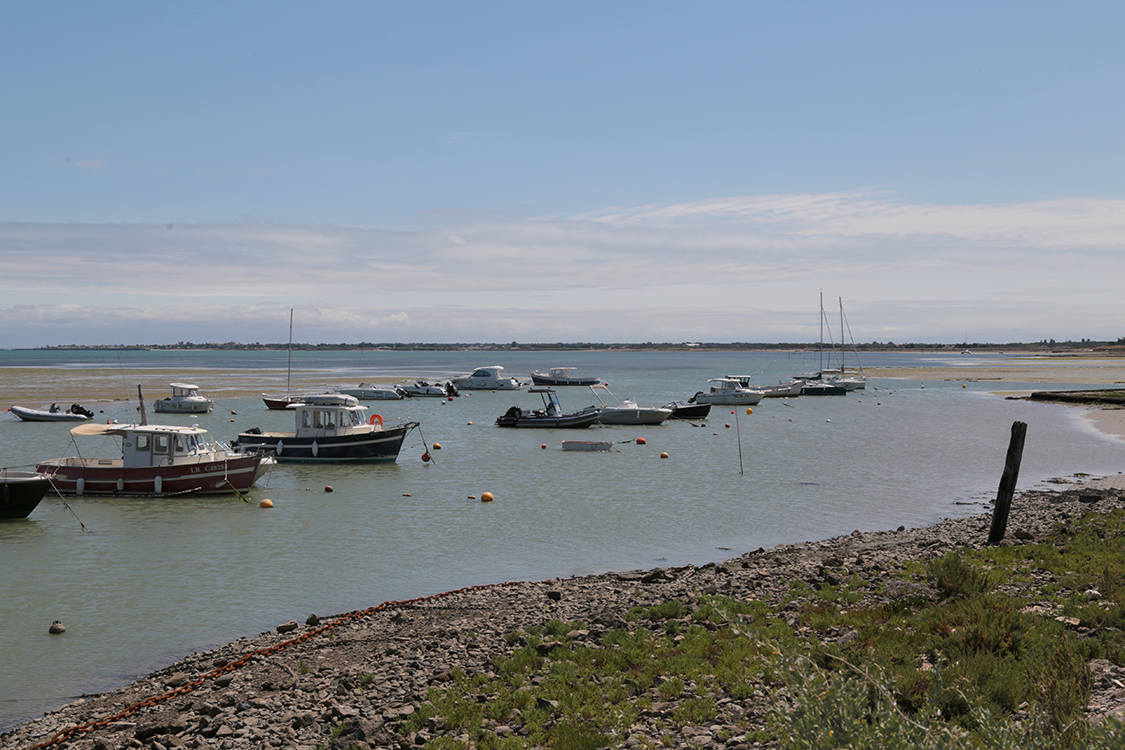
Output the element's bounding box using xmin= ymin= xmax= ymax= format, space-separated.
xmin=726 ymin=377 xmax=804 ymax=397
xmin=450 ymin=366 xmax=521 ymax=391
xmin=400 ymin=379 xmax=459 ymax=398
xmin=338 ymin=383 xmax=406 ymax=400
xmin=152 ymin=383 xmax=213 ymax=413
xmin=690 ymin=379 xmax=764 ymax=406
xmin=588 ymin=384 xmax=671 ymax=425
xmin=10 ymin=403 xmax=95 ymax=422
xmin=530 ymin=367 xmax=601 ymax=386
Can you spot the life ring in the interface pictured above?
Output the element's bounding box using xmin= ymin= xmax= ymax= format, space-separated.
xmin=368 ymin=414 xmax=383 ymax=427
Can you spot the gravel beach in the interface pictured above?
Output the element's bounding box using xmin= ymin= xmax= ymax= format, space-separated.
xmin=6 ymin=468 xmax=1124 ymax=750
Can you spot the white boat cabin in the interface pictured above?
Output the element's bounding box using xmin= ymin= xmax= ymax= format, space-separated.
xmin=69 ymin=423 xmax=220 ymax=469
xmin=291 ymin=394 xmax=371 ymax=436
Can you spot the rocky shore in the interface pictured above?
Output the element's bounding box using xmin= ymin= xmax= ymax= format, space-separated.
xmin=6 ymin=475 xmax=1125 ymax=750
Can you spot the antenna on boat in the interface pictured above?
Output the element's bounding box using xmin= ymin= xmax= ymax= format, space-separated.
xmin=137 ymin=385 xmax=148 ymax=426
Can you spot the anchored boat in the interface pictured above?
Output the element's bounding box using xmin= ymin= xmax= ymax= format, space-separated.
xmin=233 ymin=394 xmax=419 ymax=463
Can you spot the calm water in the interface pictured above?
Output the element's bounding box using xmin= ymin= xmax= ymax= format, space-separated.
xmin=1 ymin=349 xmax=1122 ymax=729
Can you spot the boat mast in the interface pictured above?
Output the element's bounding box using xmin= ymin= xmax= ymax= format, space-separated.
xmin=839 ymin=297 xmax=845 ymax=375
xmin=818 ymin=290 xmax=824 ymax=376
xmin=285 ymin=308 xmax=293 ymax=397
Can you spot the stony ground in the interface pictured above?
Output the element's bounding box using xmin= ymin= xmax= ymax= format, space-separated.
xmin=6 ymin=475 xmax=1125 ymax=750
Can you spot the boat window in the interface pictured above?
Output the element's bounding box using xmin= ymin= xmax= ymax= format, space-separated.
xmin=154 ymin=434 xmax=170 ymax=454
xmin=136 ymin=434 xmax=150 ymax=451
xmin=349 ymin=411 xmax=361 ymax=426
xmin=325 ymin=414 xmax=336 ymax=430
xmin=174 ymin=436 xmax=185 ymax=452
xmin=313 ymin=411 xmax=324 ymax=429
xmin=303 ymin=411 xmax=312 ymax=428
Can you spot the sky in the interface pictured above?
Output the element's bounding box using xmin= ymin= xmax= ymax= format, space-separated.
xmin=2 ymin=2 xmax=1124 ymax=347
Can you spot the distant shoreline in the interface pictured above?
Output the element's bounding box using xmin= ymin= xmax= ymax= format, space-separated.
xmin=13 ymin=343 xmax=1125 ymax=355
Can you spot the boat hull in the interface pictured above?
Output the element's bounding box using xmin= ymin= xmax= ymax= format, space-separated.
xmin=153 ymin=399 xmax=213 ymax=413
xmin=36 ymin=454 xmax=269 ymax=497
xmin=691 ymin=391 xmax=763 ymax=405
xmin=338 ymin=388 xmax=404 ymax=400
xmin=262 ymin=395 xmax=302 ymax=410
xmin=561 ymin=441 xmax=612 ymax=451
xmin=596 ymin=408 xmax=671 ymax=425
xmin=664 ymin=402 xmax=712 ymax=420
xmin=801 ymin=382 xmax=848 ymax=396
xmin=530 ymin=373 xmax=600 ymax=386
xmin=495 ymin=410 xmax=600 ymax=428
xmin=0 ymin=471 xmax=52 ymax=518
xmin=234 ymin=422 xmax=418 ymax=463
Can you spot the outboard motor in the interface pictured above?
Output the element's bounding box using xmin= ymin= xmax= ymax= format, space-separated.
xmin=445 ymin=382 xmax=459 ymax=398
xmin=71 ymin=404 xmax=95 ymax=419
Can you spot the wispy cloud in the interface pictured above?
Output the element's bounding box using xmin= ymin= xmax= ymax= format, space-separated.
xmin=2 ymin=192 xmax=1123 ymax=346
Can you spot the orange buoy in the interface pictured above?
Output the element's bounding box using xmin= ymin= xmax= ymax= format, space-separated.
xmin=467 ymin=421 xmax=473 ymax=425
xmin=481 ymin=492 xmax=494 ymax=502
xmin=746 ymin=407 xmax=753 ymax=415
xmin=725 ymin=423 xmax=730 ymax=428
xmin=324 ymin=485 xmax=334 ymax=493
xmin=432 ymin=443 xmax=441 ymax=450
xmin=422 ymin=452 xmax=431 ymax=462
xmin=259 ymin=498 xmax=274 ymax=508
xmin=660 ymin=452 xmax=669 ymax=459
xmin=962 ymin=384 xmax=967 ymax=388
xmin=541 ymin=443 xmax=547 ymax=449
xmin=636 ymin=437 xmax=646 ymax=445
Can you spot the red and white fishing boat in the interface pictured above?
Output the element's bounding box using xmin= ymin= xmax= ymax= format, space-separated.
xmin=37 ymin=422 xmax=272 ymax=497
xmin=36 ymin=386 xmax=272 ymax=497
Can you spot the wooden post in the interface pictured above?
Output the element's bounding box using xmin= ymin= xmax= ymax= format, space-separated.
xmin=988 ymin=420 xmax=1027 ymax=544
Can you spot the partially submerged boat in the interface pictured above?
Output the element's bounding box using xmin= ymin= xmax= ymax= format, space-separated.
xmin=37 ymin=422 xmax=271 ymax=497
xmin=450 ymin=366 xmax=521 ymax=391
xmin=9 ymin=403 xmax=95 ymax=422
xmin=0 ymin=470 xmax=52 ymax=518
xmin=495 ymin=387 xmax=601 ymax=428
xmin=232 ymin=394 xmax=419 ymax=463
xmin=690 ymin=379 xmax=764 ymax=406
xmin=152 ymin=383 xmax=213 ymax=414
xmin=530 ymin=367 xmax=601 ymax=387
xmin=588 ymin=384 xmax=671 ymax=425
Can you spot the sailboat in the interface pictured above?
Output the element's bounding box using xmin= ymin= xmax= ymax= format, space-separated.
xmin=822 ymin=297 xmax=866 ymax=391
xmin=262 ymin=309 xmax=305 ymax=410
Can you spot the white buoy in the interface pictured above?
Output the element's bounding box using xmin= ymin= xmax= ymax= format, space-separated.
xmin=116 ymin=478 xmax=125 ymax=491
xmin=76 ymin=477 xmax=85 ymax=496
xmin=154 ymin=476 xmax=163 ymax=494
xmin=276 ymin=440 xmax=284 ymax=455
xmin=311 ymin=441 xmax=319 ymax=457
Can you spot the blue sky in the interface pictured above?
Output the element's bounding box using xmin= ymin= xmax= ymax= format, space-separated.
xmin=2 ymin=2 xmax=1123 ymax=347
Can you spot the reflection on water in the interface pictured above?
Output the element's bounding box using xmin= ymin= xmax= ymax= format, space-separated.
xmin=1 ymin=350 xmax=1122 ymax=729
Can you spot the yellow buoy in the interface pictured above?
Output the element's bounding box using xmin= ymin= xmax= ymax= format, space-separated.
xmin=481 ymin=491 xmax=494 ymax=502
xmin=259 ymin=498 xmax=274 ymax=508
xmin=746 ymin=407 xmax=753 ymax=415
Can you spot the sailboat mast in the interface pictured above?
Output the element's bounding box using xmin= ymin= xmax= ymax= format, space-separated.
xmin=839 ymin=297 xmax=845 ymax=375
xmin=818 ymin=291 xmax=824 ymax=375
xmin=286 ymin=308 xmax=293 ymax=396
